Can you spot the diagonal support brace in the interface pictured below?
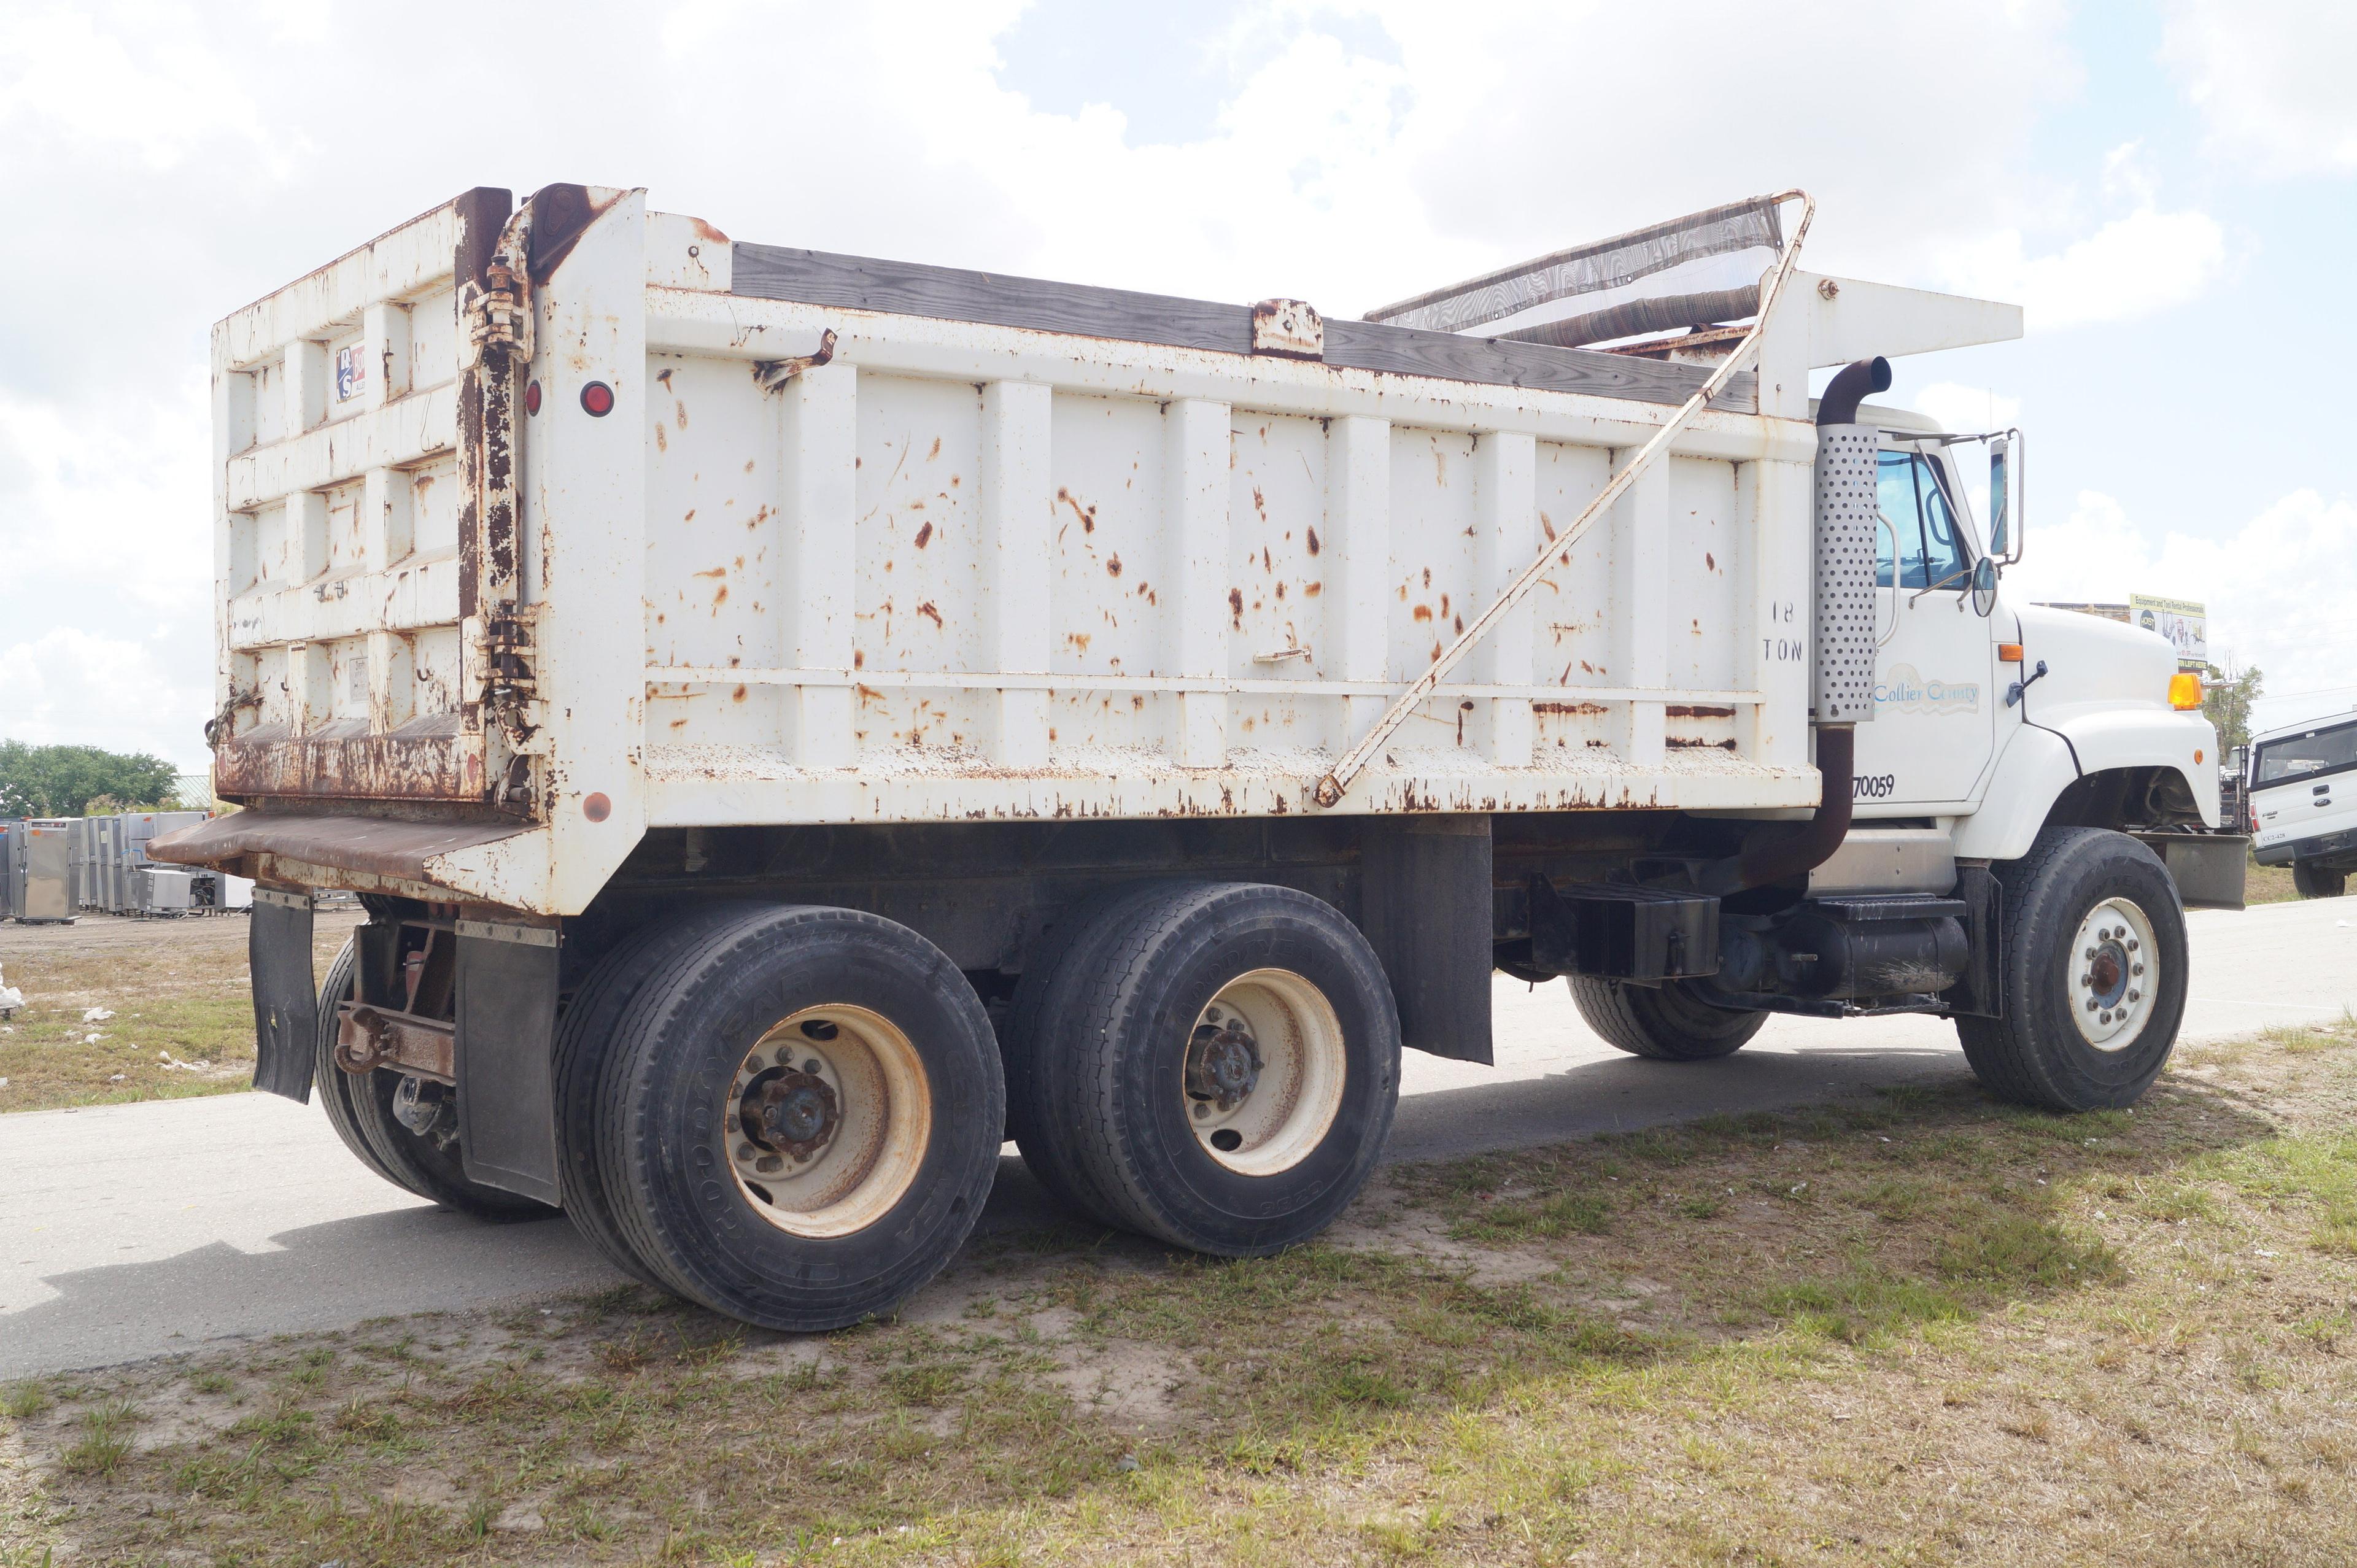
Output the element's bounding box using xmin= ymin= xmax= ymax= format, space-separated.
xmin=1312 ymin=189 xmax=1816 ymax=808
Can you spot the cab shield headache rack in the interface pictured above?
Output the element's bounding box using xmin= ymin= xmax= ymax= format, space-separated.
xmin=1366 ymin=196 xmax=1786 ymax=350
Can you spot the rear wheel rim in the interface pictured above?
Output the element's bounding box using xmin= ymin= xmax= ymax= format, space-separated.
xmin=1182 ymin=968 xmax=1347 ymax=1176
xmin=724 ymin=1005 xmax=931 ymax=1238
xmin=2068 ymin=897 xmax=2158 ymax=1052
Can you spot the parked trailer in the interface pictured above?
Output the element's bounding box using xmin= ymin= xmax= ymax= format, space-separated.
xmin=157 ymin=184 xmax=2236 ymax=1330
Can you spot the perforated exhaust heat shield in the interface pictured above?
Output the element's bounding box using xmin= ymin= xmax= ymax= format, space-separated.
xmin=1811 ymin=356 xmax=1890 ymax=724
xmin=1812 ymin=423 xmax=1879 ymax=722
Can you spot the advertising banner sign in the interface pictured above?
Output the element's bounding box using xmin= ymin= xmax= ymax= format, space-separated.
xmin=2130 ymin=593 xmax=2207 ymax=667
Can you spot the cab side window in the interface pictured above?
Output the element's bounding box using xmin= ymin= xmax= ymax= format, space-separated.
xmin=1875 ymin=450 xmax=1972 ymax=590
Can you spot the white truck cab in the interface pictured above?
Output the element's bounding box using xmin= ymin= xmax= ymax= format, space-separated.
xmin=1838 ymin=403 xmax=2228 ymax=892
xmin=2251 ymin=714 xmax=2357 ymax=898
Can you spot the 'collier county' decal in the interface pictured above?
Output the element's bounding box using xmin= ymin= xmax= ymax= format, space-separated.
xmin=1875 ymin=662 xmax=1981 ymax=716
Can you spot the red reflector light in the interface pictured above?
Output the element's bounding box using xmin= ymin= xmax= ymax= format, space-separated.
xmin=579 ymin=380 xmax=615 ymax=417
xmin=524 ymin=379 xmax=541 ymax=415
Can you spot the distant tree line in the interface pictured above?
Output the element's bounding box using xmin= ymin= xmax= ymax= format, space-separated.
xmin=0 ymin=741 xmax=185 ymax=817
xmin=2202 ymin=663 xmax=2263 ymax=755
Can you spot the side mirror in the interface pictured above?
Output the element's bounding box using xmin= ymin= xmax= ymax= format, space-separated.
xmin=1987 ymin=432 xmax=2020 ymax=562
xmin=1971 ymin=555 xmax=1999 ymax=617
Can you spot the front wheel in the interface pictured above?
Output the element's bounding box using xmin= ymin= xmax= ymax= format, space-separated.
xmin=1568 ymin=976 xmax=1767 ymax=1060
xmin=1957 ymin=827 xmax=2189 ymax=1111
xmin=2292 ymin=860 xmax=2348 ymax=900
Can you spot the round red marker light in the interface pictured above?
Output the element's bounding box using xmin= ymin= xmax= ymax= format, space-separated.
xmin=579 ymin=380 xmax=615 ymax=417
xmin=524 ymin=379 xmax=542 ymax=415
xmin=582 ymin=792 xmax=611 ymax=822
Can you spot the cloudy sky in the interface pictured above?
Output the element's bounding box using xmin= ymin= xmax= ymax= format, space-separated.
xmin=2 ymin=0 xmax=2352 ymax=770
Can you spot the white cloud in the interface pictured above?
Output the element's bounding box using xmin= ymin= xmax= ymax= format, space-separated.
xmin=26 ymin=0 xmax=2350 ymax=769
xmin=2008 ymin=487 xmax=2357 ymax=727
xmin=1939 ymin=206 xmax=2226 ymax=330
xmin=0 ymin=627 xmax=214 ymax=767
xmin=2162 ymin=1 xmax=2357 ymax=177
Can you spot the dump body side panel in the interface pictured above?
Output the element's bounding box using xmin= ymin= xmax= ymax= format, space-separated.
xmin=195 ymin=190 xmax=1829 ymax=915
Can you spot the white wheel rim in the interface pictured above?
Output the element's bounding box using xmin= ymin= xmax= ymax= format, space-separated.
xmin=2068 ymin=897 xmax=2158 ymax=1052
xmin=722 ymin=1005 xmax=931 ymax=1238
xmin=1182 ymin=968 xmax=1347 ymax=1176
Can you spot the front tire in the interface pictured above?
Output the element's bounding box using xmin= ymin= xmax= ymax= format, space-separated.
xmin=1957 ymin=827 xmax=2188 ymax=1111
xmin=1019 ymin=882 xmax=1400 ymax=1257
xmin=1568 ymin=976 xmax=1767 ymax=1060
xmin=2292 ymin=860 xmax=2348 ymax=900
xmin=594 ymin=906 xmax=1003 ymax=1331
xmin=313 ymin=938 xmax=551 ymax=1222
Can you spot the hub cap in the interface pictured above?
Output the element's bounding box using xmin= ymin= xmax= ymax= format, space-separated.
xmin=2069 ymin=897 xmax=2158 ymax=1052
xmin=1182 ymin=969 xmax=1347 ymax=1176
xmin=723 ymin=1005 xmax=931 ymax=1238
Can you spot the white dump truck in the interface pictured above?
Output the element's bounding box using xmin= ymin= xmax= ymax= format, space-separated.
xmin=158 ymin=185 xmax=2240 ymax=1330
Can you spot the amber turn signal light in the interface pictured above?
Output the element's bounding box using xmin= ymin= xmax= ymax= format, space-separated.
xmin=1998 ymin=643 xmax=2024 ymax=663
xmin=2168 ymin=671 xmax=2204 ymax=710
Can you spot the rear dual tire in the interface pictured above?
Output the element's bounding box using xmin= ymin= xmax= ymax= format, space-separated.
xmin=1004 ymin=882 xmax=1400 ymax=1257
xmin=313 ymin=938 xmax=551 ymax=1222
xmin=581 ymin=906 xmax=1002 ymax=1332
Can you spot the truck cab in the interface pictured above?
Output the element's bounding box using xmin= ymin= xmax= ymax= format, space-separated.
xmin=1836 ymin=403 xmax=2230 ymax=903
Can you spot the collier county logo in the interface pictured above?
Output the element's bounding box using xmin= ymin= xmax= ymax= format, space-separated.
xmin=1875 ymin=662 xmax=1981 ymax=716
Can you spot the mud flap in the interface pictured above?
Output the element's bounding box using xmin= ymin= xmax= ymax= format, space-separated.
xmin=1947 ymin=863 xmax=2005 ymax=1019
xmin=1360 ymin=815 xmax=1495 ymax=1064
xmin=249 ymin=889 xmax=319 ymax=1102
xmin=453 ymin=919 xmax=563 ymax=1205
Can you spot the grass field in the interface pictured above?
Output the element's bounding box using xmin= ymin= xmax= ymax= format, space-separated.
xmin=0 ymin=911 xmax=362 ymax=1114
xmin=6 ymin=1013 xmax=2354 ymax=1567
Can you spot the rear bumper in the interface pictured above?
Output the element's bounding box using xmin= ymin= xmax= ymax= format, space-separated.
xmin=2254 ymin=827 xmax=2357 ymax=868
xmin=149 ymin=811 xmax=535 ymax=902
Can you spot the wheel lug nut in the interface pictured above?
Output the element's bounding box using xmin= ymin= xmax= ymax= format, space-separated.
xmin=2084 ymin=948 xmax=2097 ymax=960
xmin=2132 ymin=963 xmax=2144 ymax=976
xmin=2128 ymin=989 xmax=2139 ymax=1003
xmin=737 ymin=1143 xmax=756 ymax=1161
xmin=2126 ymin=939 xmax=2138 ymax=952
xmin=2086 ymin=999 xmax=2099 ymax=1011
xmin=2099 ymin=1011 xmax=2112 ymax=1024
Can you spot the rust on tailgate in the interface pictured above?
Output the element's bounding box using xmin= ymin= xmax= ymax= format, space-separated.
xmin=214 ymin=720 xmax=488 ymax=802
xmin=150 ymin=811 xmax=532 ymax=895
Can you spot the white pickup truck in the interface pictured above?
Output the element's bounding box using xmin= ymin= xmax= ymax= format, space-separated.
xmin=159 ymin=184 xmax=2238 ymax=1330
xmin=2250 ymin=714 xmax=2357 ymax=897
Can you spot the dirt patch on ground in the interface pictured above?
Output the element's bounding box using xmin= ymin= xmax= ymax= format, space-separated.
xmin=0 ymin=908 xmax=362 ymax=1113
xmin=6 ymin=1017 xmax=2356 ymax=1566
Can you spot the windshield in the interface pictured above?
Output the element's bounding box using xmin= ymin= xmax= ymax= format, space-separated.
xmin=2253 ymin=720 xmax=2357 ymax=787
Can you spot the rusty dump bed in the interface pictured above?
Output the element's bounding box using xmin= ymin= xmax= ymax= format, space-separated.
xmin=171 ymin=181 xmax=1907 ymax=916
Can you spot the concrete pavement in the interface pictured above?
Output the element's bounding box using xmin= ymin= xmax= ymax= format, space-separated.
xmin=4 ymin=894 xmax=2348 ymax=1379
